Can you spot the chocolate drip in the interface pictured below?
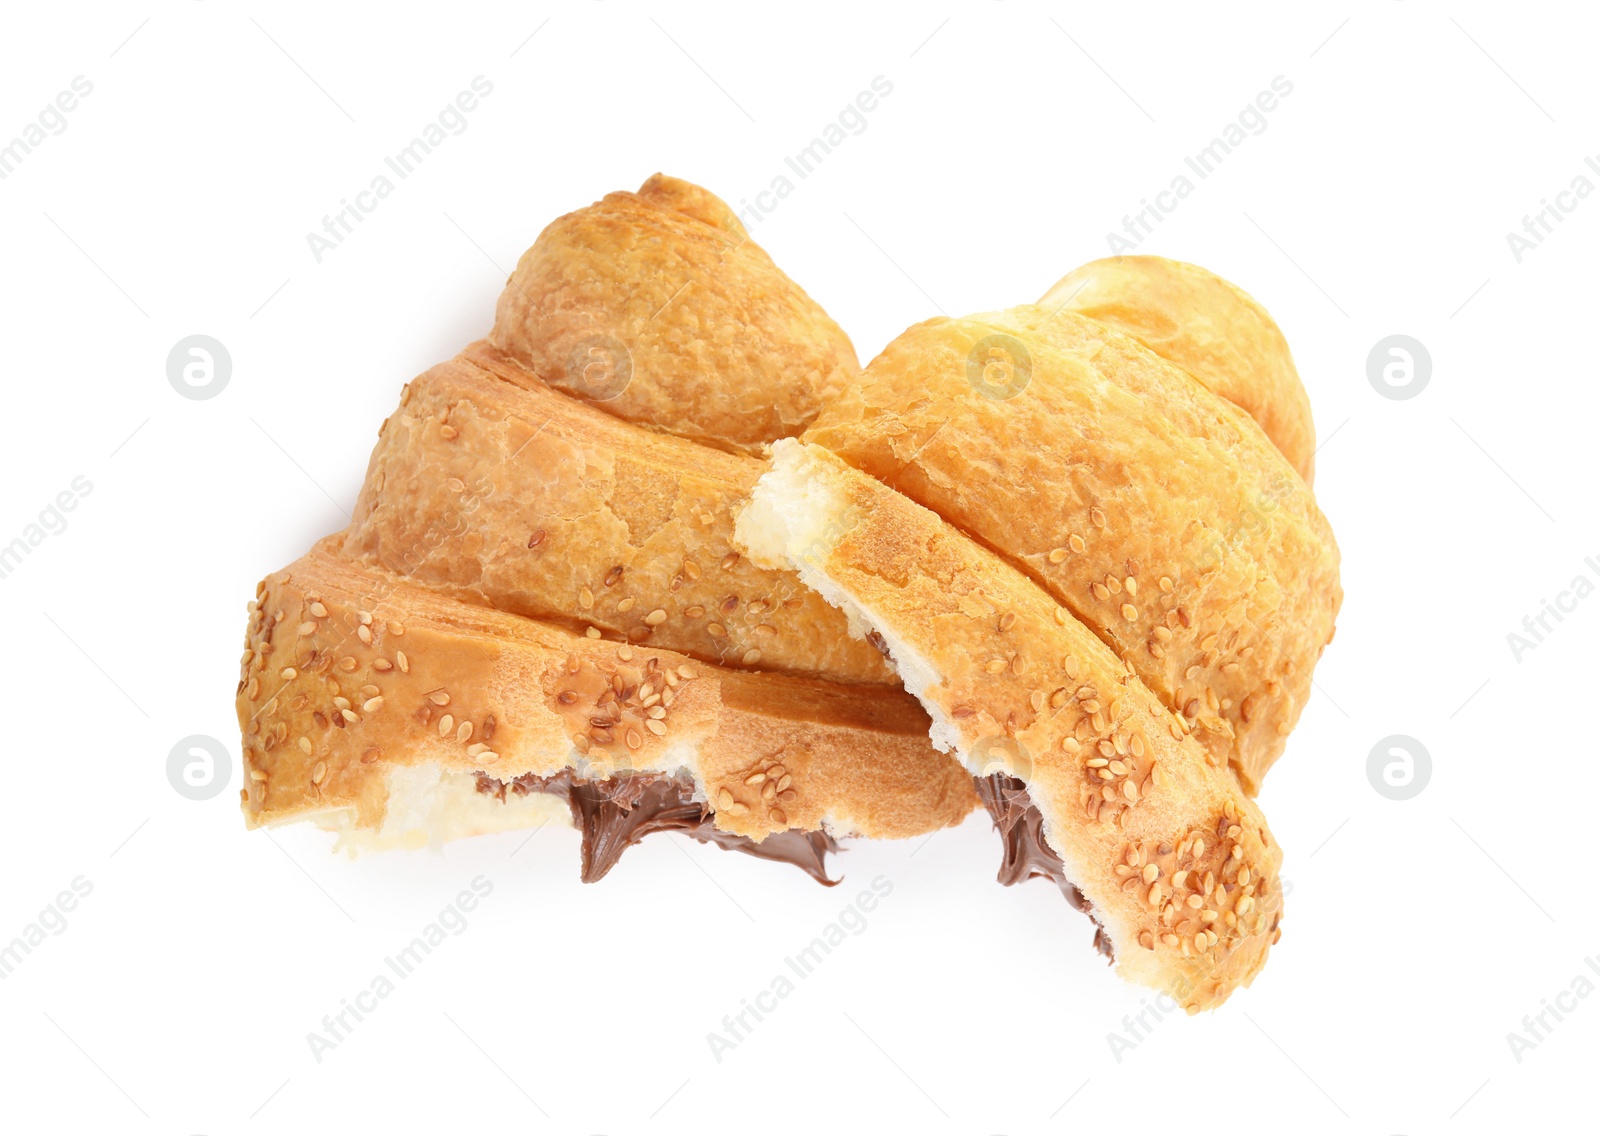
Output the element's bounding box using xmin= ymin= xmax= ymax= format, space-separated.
xmin=974 ymin=773 xmax=1114 ymax=962
xmin=474 ymin=769 xmax=840 ymax=886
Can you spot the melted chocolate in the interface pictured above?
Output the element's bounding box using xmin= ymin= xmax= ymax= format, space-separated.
xmin=974 ymin=773 xmax=1114 ymax=962
xmin=475 ymin=769 xmax=840 ymax=886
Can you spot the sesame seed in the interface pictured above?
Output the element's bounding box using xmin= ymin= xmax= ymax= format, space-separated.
xmin=466 ymin=743 xmax=488 ymax=757
xmin=1142 ymin=863 xmax=1159 ymax=883
xmin=1062 ymin=737 xmax=1080 ymax=753
xmin=625 ymin=729 xmax=642 ymax=749
xmin=1069 ymin=533 xmax=1086 ymax=553
xmin=1124 ymin=780 xmax=1139 ymax=802
xmin=1047 ymin=548 xmax=1067 ymax=564
xmin=1090 ymin=507 xmax=1107 ymax=528
xmin=1092 ymin=583 xmax=1110 ymax=601
xmin=528 ymin=530 xmax=546 ymax=548
xmin=1063 ymin=655 xmax=1079 ymax=677
xmin=298 ymin=621 xmax=317 ymax=636
xmin=357 ymin=625 xmax=373 ymax=645
xmin=682 ymin=559 xmax=701 ymax=580
xmin=363 ymin=696 xmax=384 ymax=713
xmin=677 ymin=665 xmax=695 ymax=679
xmin=684 ymin=605 xmax=705 ymax=619
xmin=280 ymin=666 xmax=298 ymax=680
xmin=1124 ymin=577 xmax=1137 ymax=596
xmin=645 ymin=719 xmax=667 ymax=736
xmin=579 ymin=586 xmax=594 ymax=610
xmin=340 ymin=656 xmax=357 ymax=672
xmin=428 ymin=690 xmax=450 ymax=706
xmin=1139 ymin=931 xmax=1156 ymax=950
xmin=617 ymin=597 xmax=635 ymax=613
xmin=999 ymin=612 xmax=1017 ymax=631
xmin=1121 ymin=603 xmax=1138 ymax=621
xmin=309 ymin=602 xmax=328 ymax=618
xmin=298 ymin=736 xmax=312 ymax=754
xmin=438 ymin=714 xmax=454 ymax=737
xmin=1029 ymin=691 xmax=1044 ymax=712
xmin=707 ymin=623 xmax=727 ymax=639
xmin=742 ymin=649 xmax=761 ymax=665
xmin=721 ymin=552 xmax=740 ymax=571
xmin=985 ymin=658 xmax=1007 ymax=674
xmin=312 ymin=761 xmax=326 ymax=784
xmin=557 ymin=691 xmax=576 ymax=705
xmin=770 ymin=808 xmax=788 ymax=826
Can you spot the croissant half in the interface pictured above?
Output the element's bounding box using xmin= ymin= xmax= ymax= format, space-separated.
xmin=236 ymin=175 xmax=978 ymax=874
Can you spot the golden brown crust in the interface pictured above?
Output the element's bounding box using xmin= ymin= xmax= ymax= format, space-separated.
xmin=738 ymin=442 xmax=1283 ymax=1010
xmin=1040 ymin=256 xmax=1316 ymax=483
xmin=235 ymin=542 xmax=976 ymax=841
xmin=803 ymin=306 xmax=1341 ymax=793
xmin=489 ymin=174 xmax=859 ymax=455
xmin=341 ymin=344 xmax=894 ymax=686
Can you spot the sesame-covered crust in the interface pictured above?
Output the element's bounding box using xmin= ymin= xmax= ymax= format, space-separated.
xmin=803 ymin=306 xmax=1341 ymax=794
xmin=235 ymin=543 xmax=976 ymax=842
xmin=341 ymin=344 xmax=895 ymax=686
xmin=490 ymin=173 xmax=859 ymax=455
xmin=738 ymin=442 xmax=1285 ymax=1010
xmin=1040 ymin=256 xmax=1317 ymax=483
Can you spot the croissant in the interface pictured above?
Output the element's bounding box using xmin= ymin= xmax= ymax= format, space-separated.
xmin=236 ymin=175 xmax=977 ymax=876
xmin=739 ymin=269 xmax=1340 ymax=1008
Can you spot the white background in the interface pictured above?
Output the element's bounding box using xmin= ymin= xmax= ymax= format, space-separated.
xmin=1 ymin=2 xmax=1594 ymax=1133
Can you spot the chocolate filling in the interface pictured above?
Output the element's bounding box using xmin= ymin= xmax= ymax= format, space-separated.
xmin=474 ymin=769 xmax=840 ymax=886
xmin=974 ymin=773 xmax=1115 ymax=962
